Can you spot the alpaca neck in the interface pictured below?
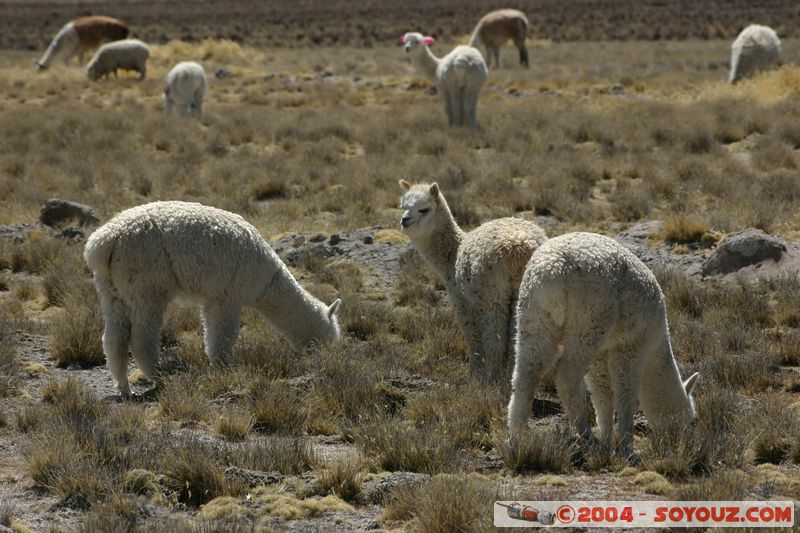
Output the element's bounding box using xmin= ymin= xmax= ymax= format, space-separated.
xmin=415 ymin=207 xmax=464 ymax=284
xmin=411 ymin=46 xmax=440 ymax=81
xmin=639 ymin=339 xmax=693 ymax=432
xmin=256 ymin=266 xmax=331 ymax=349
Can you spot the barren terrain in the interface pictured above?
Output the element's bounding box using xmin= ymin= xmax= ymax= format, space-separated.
xmin=0 ymin=1 xmax=800 ymax=531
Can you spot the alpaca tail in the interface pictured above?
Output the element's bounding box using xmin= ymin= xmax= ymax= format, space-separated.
xmin=83 ymin=224 xmax=118 ymax=277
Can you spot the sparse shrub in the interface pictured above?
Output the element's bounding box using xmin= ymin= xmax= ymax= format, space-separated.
xmin=215 ymin=408 xmax=254 ymax=441
xmin=675 ymin=470 xmax=749 ymax=500
xmin=162 ymin=440 xmax=228 ymax=506
xmin=661 ymin=214 xmax=711 ymax=245
xmin=383 ymin=474 xmax=496 ymax=532
xmin=232 ymin=436 xmax=315 ymax=475
xmin=248 ymin=379 xmax=305 ymax=435
xmin=497 ymin=426 xmax=578 ymax=474
xmin=357 ymin=417 xmax=460 ymax=475
xmin=318 ymin=458 xmax=363 ymax=502
xmin=48 ymin=283 xmax=104 ymax=368
xmin=159 ymin=372 xmax=209 ymax=422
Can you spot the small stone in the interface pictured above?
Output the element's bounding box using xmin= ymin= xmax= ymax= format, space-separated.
xmin=309 ymin=233 xmax=326 ymax=243
xmin=363 ymin=235 xmax=374 ymax=245
xmin=292 ymin=236 xmax=306 ymax=247
xmin=329 ymin=234 xmax=342 ymax=245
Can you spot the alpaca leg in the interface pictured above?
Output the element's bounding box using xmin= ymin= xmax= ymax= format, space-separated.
xmin=518 ymin=44 xmax=529 ymax=67
xmin=554 ymin=351 xmax=591 ymax=439
xmin=463 ymin=86 xmax=481 ymax=130
xmin=194 ymin=88 xmax=204 ymax=117
xmin=454 ymin=298 xmax=484 ymax=376
xmin=507 ymin=326 xmax=560 ymax=438
xmin=201 ymin=303 xmax=242 ymax=366
xmin=556 ymin=319 xmax=613 ymax=439
xmin=586 ymin=359 xmax=614 ymax=445
xmin=97 ymin=287 xmax=132 ymax=397
xmin=163 ymin=93 xmax=173 ymax=115
xmin=480 ymin=304 xmax=511 ymax=382
xmin=610 ymin=348 xmax=643 ymax=456
xmin=128 ymin=300 xmax=166 ymax=386
xmin=446 ymin=90 xmax=461 ymax=126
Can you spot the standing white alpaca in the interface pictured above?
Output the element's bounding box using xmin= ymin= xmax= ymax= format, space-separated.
xmin=163 ymin=61 xmax=207 ymax=117
xmin=468 ymin=9 xmax=530 ymax=69
xmin=84 ymin=201 xmax=342 ymax=398
xmin=729 ymin=24 xmax=780 ymax=83
xmin=399 ymin=180 xmax=547 ymax=380
xmin=401 ymin=32 xmax=488 ymax=129
xmin=508 ymin=232 xmax=699 ymax=454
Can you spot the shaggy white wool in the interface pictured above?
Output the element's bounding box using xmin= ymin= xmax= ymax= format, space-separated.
xmin=730 ymin=24 xmax=780 ymax=83
xmin=163 ymin=61 xmax=207 ymax=117
xmin=399 ymin=180 xmax=546 ymax=380
xmin=507 ymin=232 xmax=699 ymax=454
xmin=401 ymin=32 xmax=488 ymax=129
xmin=84 ymin=201 xmax=341 ymax=397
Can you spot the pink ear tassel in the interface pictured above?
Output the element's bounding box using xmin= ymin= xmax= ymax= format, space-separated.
xmin=400 ymin=35 xmax=407 ymax=43
xmin=422 ymin=37 xmax=435 ymax=45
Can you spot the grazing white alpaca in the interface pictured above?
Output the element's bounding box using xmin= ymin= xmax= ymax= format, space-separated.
xmin=468 ymin=9 xmax=530 ymax=68
xmin=84 ymin=201 xmax=342 ymax=397
xmin=399 ymin=180 xmax=547 ymax=380
xmin=729 ymin=24 xmax=780 ymax=83
xmin=401 ymin=32 xmax=489 ymax=129
xmin=163 ymin=61 xmax=207 ymax=117
xmin=508 ymin=232 xmax=699 ymax=454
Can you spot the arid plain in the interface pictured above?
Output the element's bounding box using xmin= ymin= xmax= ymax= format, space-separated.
xmin=1 ymin=1 xmax=800 ymax=531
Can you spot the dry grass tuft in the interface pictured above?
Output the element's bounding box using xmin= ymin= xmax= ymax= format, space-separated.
xmin=161 ymin=440 xmax=228 ymax=506
xmin=317 ymin=458 xmax=364 ymax=502
xmin=496 ymin=427 xmax=578 ymax=474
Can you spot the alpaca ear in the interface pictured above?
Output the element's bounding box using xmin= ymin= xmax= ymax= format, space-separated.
xmin=399 ymin=179 xmax=412 ymax=190
xmin=400 ymin=34 xmax=407 ymax=43
xmin=422 ymin=36 xmax=435 ymax=45
xmin=683 ymin=372 xmax=699 ymax=394
xmin=328 ymin=299 xmax=342 ymax=318
xmin=429 ymin=182 xmax=440 ymax=197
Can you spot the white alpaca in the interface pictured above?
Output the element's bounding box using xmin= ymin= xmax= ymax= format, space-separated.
xmin=468 ymin=9 xmax=530 ymax=69
xmin=401 ymin=32 xmax=488 ymax=129
xmin=399 ymin=180 xmax=547 ymax=380
xmin=84 ymin=201 xmax=342 ymax=398
xmin=86 ymin=39 xmax=150 ymax=81
xmin=507 ymin=232 xmax=699 ymax=454
xmin=729 ymin=24 xmax=780 ymax=83
xmin=163 ymin=61 xmax=207 ymax=117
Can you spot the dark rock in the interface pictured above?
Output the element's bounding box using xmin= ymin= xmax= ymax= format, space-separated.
xmin=309 ymin=233 xmax=327 ymax=243
xmin=52 ymin=492 xmax=91 ymax=511
xmin=363 ymin=235 xmax=373 ymax=245
xmin=701 ymin=229 xmax=786 ymax=276
xmin=214 ymin=68 xmax=231 ymax=79
xmin=224 ymin=466 xmax=282 ymax=488
xmin=39 ymin=198 xmax=98 ymax=227
xmin=329 ymin=234 xmax=342 ymax=245
xmin=366 ymin=471 xmax=430 ymax=504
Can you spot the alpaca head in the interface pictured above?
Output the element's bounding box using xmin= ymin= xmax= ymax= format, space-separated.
xmin=401 ymin=32 xmax=434 ymax=54
xmin=318 ymin=298 xmax=343 ymax=346
xmin=398 ymin=179 xmax=445 ymax=240
xmin=296 ymin=298 xmax=342 ymax=351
